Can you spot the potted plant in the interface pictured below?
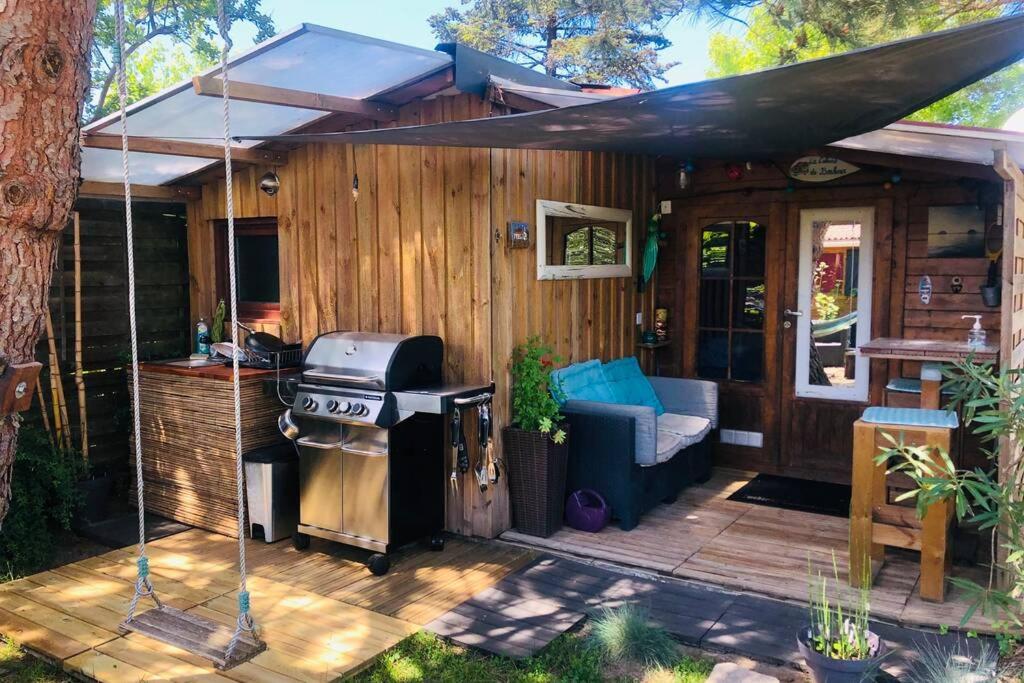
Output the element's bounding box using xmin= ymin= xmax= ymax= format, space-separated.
xmin=503 ymin=336 xmax=568 ymax=538
xmin=797 ymin=555 xmax=887 ymax=682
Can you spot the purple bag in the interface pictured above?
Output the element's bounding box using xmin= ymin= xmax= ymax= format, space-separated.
xmin=565 ymin=489 xmax=611 ymax=533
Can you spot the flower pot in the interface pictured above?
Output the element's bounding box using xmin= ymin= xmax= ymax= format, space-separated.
xmin=797 ymin=627 xmax=887 ymax=683
xmin=503 ymin=425 xmax=569 ymax=538
xmin=980 ymin=285 xmax=1001 ymax=308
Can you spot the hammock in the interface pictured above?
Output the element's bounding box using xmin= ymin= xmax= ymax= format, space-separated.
xmin=812 ymin=311 xmax=858 ymax=339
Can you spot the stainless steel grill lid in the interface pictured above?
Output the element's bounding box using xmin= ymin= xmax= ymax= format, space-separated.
xmin=301 ymin=332 xmax=442 ymax=391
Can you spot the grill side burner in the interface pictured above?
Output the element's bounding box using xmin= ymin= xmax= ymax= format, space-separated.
xmin=281 ymin=331 xmax=492 ymax=576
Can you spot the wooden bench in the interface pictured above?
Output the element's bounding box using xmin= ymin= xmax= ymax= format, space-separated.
xmin=850 ymin=407 xmax=957 ymax=602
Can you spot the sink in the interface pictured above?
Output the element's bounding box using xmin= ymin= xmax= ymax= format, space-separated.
xmin=161 ymin=358 xmax=223 ymax=369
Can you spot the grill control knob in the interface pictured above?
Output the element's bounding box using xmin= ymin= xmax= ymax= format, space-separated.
xmin=350 ymin=402 xmax=367 ymax=416
xmin=337 ymin=401 xmax=352 ymax=414
xmin=326 ymin=400 xmax=340 ymax=413
xmin=302 ymin=396 xmax=318 ymax=412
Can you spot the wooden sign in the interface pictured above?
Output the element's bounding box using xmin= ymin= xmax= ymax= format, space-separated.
xmin=0 ymin=361 xmax=42 ymax=415
xmin=789 ymin=156 xmax=860 ymax=183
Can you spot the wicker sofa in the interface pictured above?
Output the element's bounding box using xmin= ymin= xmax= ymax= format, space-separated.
xmin=551 ymin=358 xmax=718 ymax=531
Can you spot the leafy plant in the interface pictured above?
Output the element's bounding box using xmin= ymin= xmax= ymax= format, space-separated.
xmin=210 ymin=299 xmax=226 ymax=344
xmin=806 ymin=553 xmax=881 ymax=661
xmin=877 ymin=360 xmax=1024 ymax=627
xmin=0 ymin=425 xmax=83 ymax=576
xmin=587 ymin=604 xmax=679 ymax=668
xmin=510 ymin=336 xmax=566 ymax=443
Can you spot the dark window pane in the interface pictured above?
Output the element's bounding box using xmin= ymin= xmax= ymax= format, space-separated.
xmin=734 ymin=222 xmax=766 ymax=277
xmin=235 ymin=234 xmax=280 ymax=303
xmin=731 ymin=332 xmax=764 ymax=382
xmin=698 ymin=331 xmax=729 ymax=379
xmin=701 ymin=226 xmax=731 ymax=275
xmin=733 ymin=280 xmax=765 ymax=329
xmin=591 ymin=226 xmax=617 ymax=265
xmin=699 ymin=279 xmax=730 ymax=328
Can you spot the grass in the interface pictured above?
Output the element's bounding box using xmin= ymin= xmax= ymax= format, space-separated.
xmin=0 ymin=638 xmax=73 ymax=683
xmin=588 ymin=605 xmax=678 ymax=668
xmin=352 ymin=629 xmax=714 ymax=683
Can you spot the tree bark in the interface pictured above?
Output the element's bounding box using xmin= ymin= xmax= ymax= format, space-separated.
xmin=0 ymin=0 xmax=97 ymax=524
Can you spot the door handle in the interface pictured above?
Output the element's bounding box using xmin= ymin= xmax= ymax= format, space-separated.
xmin=784 ymin=309 xmax=804 ymax=317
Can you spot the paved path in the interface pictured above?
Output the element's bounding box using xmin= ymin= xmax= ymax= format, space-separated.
xmin=427 ymin=554 xmax=990 ymax=676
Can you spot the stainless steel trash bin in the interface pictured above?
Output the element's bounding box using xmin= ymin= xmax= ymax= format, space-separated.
xmin=244 ymin=443 xmax=298 ymax=543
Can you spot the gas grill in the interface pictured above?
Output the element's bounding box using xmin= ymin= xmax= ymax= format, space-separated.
xmin=280 ymin=332 xmax=493 ymax=575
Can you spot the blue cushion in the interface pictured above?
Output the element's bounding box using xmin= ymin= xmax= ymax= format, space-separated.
xmin=602 ymin=357 xmax=665 ymax=416
xmin=862 ymin=407 xmax=958 ymax=429
xmin=550 ymin=360 xmax=616 ymax=405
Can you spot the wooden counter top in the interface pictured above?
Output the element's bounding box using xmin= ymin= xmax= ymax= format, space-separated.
xmin=859 ymin=337 xmax=998 ymax=363
xmin=140 ymin=360 xmax=288 ymax=381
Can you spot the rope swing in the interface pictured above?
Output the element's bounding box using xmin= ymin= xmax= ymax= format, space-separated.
xmin=114 ymin=0 xmax=265 ymax=668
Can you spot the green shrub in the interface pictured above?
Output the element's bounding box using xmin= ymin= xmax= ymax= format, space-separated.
xmin=0 ymin=425 xmax=82 ymax=577
xmin=588 ymin=604 xmax=679 ymax=668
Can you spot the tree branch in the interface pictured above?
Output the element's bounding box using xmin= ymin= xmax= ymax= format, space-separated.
xmin=91 ymin=25 xmax=179 ymax=120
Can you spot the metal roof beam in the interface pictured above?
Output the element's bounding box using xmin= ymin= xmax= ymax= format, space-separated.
xmin=192 ymin=75 xmax=399 ymax=121
xmin=82 ymin=133 xmax=287 ymax=165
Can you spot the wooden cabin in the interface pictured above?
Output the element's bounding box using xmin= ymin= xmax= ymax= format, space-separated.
xmin=71 ymin=22 xmax=1024 ymax=631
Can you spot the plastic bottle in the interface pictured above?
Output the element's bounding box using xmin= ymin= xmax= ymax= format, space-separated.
xmin=961 ymin=314 xmax=986 ymax=349
xmin=195 ymin=318 xmax=210 ymax=355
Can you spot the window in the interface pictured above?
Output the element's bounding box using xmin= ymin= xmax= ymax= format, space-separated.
xmin=563 ymin=225 xmax=618 ymax=266
xmin=697 ymin=221 xmax=766 ymax=382
xmin=214 ymin=217 xmax=280 ymax=320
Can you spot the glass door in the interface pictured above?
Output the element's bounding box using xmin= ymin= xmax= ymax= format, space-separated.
xmin=792 ymin=207 xmax=874 ymax=402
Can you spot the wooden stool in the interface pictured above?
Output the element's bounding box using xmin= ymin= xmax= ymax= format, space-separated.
xmin=850 ymin=407 xmax=958 ymax=602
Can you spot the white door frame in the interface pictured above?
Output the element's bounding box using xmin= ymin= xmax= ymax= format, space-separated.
xmin=795 ymin=207 xmax=874 ymax=402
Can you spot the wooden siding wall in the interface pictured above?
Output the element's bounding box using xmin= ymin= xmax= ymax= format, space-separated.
xmin=186 ymin=94 xmax=654 ymax=538
xmin=655 ymin=158 xmax=1001 ymax=481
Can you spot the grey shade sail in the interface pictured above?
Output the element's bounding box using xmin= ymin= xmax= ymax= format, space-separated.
xmin=236 ymin=15 xmax=1024 ymax=159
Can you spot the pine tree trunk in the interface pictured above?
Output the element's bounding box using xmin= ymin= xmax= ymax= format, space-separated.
xmin=0 ymin=1 xmax=97 ymax=525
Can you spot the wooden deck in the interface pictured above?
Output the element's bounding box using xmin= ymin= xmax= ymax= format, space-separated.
xmin=0 ymin=529 xmax=532 ymax=682
xmin=502 ymin=469 xmax=997 ymax=633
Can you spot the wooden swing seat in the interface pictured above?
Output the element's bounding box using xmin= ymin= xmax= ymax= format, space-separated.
xmin=120 ymin=605 xmax=266 ymax=670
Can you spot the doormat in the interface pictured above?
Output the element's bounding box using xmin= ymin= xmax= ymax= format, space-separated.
xmin=727 ymin=474 xmax=851 ymax=518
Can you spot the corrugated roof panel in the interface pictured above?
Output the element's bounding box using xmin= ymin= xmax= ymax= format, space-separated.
xmin=82 ymin=148 xmax=214 ymax=185
xmin=81 ymin=24 xmax=454 ymax=186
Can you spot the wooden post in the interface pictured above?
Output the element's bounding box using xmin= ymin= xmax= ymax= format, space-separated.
xmin=850 ymin=420 xmax=884 ymax=587
xmin=920 ymin=379 xmax=941 ymax=410
xmin=995 ymin=150 xmax=1024 ymax=590
xmin=919 ymin=426 xmax=953 ymax=602
xmin=73 ymin=212 xmax=88 ymax=464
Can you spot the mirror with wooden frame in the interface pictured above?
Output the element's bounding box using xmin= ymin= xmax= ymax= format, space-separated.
xmin=536 ymin=200 xmax=632 ymax=280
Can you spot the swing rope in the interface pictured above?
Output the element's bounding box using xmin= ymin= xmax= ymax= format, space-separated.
xmin=114 ymin=0 xmax=260 ymax=660
xmin=114 ymin=0 xmax=164 ymax=622
xmin=213 ymin=0 xmax=260 ymax=657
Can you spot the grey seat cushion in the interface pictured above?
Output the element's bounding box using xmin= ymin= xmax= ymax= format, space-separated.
xmin=659 ymin=413 xmax=712 ymax=446
xmin=654 ymin=430 xmax=683 ymax=464
xmin=647 ymin=413 xmax=712 ymax=466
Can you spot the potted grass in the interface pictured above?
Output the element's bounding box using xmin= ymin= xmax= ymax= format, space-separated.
xmin=503 ymin=337 xmax=568 ymax=538
xmin=797 ymin=554 xmax=887 ymax=683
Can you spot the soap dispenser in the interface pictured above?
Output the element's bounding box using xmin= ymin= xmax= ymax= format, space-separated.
xmin=961 ymin=314 xmax=986 ymax=349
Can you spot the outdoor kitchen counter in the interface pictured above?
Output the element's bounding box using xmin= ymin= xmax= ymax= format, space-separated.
xmin=136 ymin=362 xmax=289 ymax=536
xmin=139 ymin=360 xmax=281 ymax=380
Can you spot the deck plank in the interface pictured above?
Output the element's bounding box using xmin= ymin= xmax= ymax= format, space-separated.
xmin=500 ymin=468 xmax=997 ymax=632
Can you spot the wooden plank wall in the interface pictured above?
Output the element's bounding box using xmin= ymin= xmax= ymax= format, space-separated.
xmin=654 ymin=158 xmax=1002 ymax=481
xmin=28 ymin=199 xmax=190 ymax=467
xmin=185 ymin=94 xmax=654 ymax=538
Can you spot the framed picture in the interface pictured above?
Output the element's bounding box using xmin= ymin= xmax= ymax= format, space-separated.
xmin=927 ymin=205 xmax=985 ymax=258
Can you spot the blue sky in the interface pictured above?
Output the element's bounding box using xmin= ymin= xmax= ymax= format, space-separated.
xmin=232 ymin=0 xmax=743 ymax=86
